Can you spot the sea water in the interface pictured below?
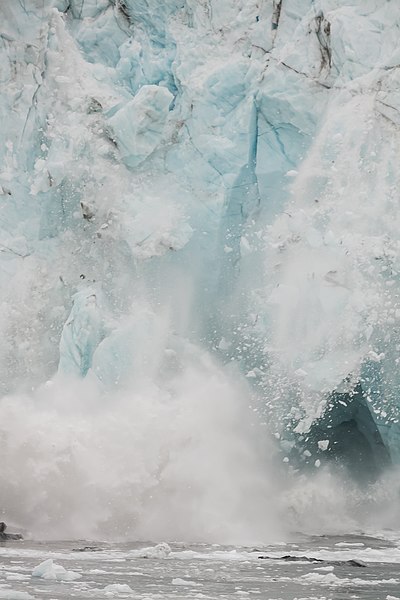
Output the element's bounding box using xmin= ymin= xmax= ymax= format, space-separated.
xmin=1 ymin=534 xmax=400 ymax=600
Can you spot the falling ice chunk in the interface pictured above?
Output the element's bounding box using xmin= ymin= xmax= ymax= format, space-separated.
xmin=318 ymin=440 xmax=329 ymax=451
xmin=294 ymin=368 xmax=308 ymax=378
xmin=246 ymin=370 xmax=257 ymax=378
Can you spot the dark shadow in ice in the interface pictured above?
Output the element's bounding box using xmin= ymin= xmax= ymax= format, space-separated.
xmin=293 ymin=383 xmax=391 ymax=482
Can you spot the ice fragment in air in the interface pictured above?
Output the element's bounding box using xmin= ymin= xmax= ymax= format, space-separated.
xmin=318 ymin=440 xmax=329 ymax=451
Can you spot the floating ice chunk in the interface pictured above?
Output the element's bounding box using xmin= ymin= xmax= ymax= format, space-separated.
xmin=301 ymin=572 xmax=341 ymax=585
xmin=89 ymin=569 xmax=108 ymax=574
xmin=107 ymin=85 xmax=173 ymax=168
xmin=32 ymin=559 xmax=56 ymax=580
xmin=103 ymin=583 xmax=134 ymax=596
xmin=172 ymin=578 xmax=200 ymax=586
xmin=32 ymin=558 xmax=81 ymax=581
xmin=132 ymin=542 xmax=171 ymax=559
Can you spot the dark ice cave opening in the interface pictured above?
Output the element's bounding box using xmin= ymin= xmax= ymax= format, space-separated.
xmin=298 ymin=384 xmax=391 ymax=482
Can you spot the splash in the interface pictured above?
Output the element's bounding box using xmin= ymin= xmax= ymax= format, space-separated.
xmin=277 ymin=464 xmax=400 ymax=537
xmin=0 ymin=345 xmax=279 ymax=544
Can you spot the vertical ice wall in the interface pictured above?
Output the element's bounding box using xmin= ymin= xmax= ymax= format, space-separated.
xmin=1 ymin=0 xmax=400 ymax=474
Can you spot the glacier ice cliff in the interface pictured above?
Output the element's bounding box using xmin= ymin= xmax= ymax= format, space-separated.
xmin=1 ymin=0 xmax=400 ymax=533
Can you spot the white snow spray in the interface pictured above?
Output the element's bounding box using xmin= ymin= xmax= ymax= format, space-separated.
xmin=0 ymin=346 xmax=280 ymax=543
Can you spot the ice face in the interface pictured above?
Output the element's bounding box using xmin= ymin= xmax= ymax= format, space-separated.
xmin=1 ymin=0 xmax=400 ymax=533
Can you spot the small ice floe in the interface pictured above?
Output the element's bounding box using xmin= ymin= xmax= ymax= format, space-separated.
xmin=314 ymin=565 xmax=334 ymax=572
xmin=103 ymin=583 xmax=134 ymax=596
xmin=89 ymin=569 xmax=108 ymax=574
xmin=31 ymin=558 xmax=81 ymax=581
xmin=301 ymin=572 xmax=397 ymax=587
xmin=301 ymin=572 xmax=341 ymax=585
xmin=172 ymin=578 xmax=201 ymax=586
xmin=335 ymin=542 xmax=364 ymax=547
xmin=132 ymin=542 xmax=171 ymax=559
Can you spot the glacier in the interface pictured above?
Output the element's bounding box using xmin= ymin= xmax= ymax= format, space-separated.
xmin=1 ymin=0 xmax=400 ymax=537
